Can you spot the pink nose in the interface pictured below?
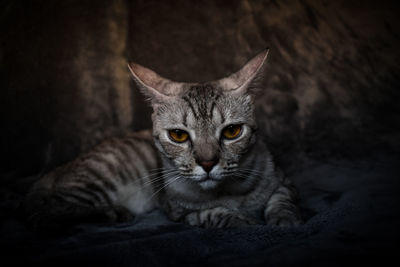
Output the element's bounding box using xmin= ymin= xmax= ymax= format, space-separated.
xmin=199 ymin=160 xmax=218 ymax=173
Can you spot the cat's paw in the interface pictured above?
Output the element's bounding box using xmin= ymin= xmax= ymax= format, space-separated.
xmin=105 ymin=205 xmax=135 ymax=223
xmin=184 ymin=207 xmax=256 ymax=228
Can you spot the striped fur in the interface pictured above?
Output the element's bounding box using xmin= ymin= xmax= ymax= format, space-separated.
xmin=26 ymin=50 xmax=301 ymax=229
xmin=26 ymin=130 xmax=163 ymax=228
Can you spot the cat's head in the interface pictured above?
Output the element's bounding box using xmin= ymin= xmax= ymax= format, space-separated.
xmin=128 ymin=50 xmax=268 ymax=191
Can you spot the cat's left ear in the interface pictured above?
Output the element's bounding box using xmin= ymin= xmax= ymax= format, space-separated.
xmin=217 ymin=49 xmax=269 ymax=96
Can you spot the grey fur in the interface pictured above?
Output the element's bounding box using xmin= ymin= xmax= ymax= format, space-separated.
xmin=26 ymin=50 xmax=301 ymax=229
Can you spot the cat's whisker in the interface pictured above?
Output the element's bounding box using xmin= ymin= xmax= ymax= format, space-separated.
xmin=147 ymin=175 xmax=182 ymax=202
xmin=233 ymin=173 xmax=263 ymax=182
xmin=140 ymin=171 xmax=179 ymax=188
xmin=139 ymin=169 xmax=176 ymax=181
xmin=146 ymin=168 xmax=176 ymax=176
xmin=133 ymin=174 xmax=172 ymax=189
xmin=236 ymin=168 xmax=264 ymax=174
xmin=147 ymin=168 xmax=171 ymax=174
xmin=231 ymin=174 xmax=251 ymax=180
xmin=126 ymin=171 xmax=179 ymax=196
xmin=237 ymin=169 xmax=263 ymax=175
xmin=136 ymin=171 xmax=166 ymax=182
xmin=124 ymin=175 xmax=177 ymax=199
xmin=236 ymin=169 xmax=264 ymax=177
xmin=222 ymin=169 xmax=261 ymax=177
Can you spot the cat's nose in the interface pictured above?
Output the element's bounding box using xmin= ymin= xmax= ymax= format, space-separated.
xmin=198 ymin=159 xmax=218 ymax=173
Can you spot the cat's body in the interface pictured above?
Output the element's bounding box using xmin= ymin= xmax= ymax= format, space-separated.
xmin=26 ymin=50 xmax=301 ymax=229
xmin=27 ymin=130 xmax=160 ymax=225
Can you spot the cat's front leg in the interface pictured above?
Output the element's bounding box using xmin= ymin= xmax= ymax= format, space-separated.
xmin=263 ymin=178 xmax=302 ymax=227
xmin=184 ymin=207 xmax=256 ymax=228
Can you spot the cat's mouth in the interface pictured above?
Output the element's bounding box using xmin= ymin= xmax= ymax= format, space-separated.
xmin=192 ymin=174 xmax=223 ymax=190
xmin=199 ymin=177 xmax=220 ymax=190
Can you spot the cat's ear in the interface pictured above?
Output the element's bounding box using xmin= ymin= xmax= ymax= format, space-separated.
xmin=218 ymin=49 xmax=269 ymax=96
xmin=128 ymin=63 xmax=180 ymax=104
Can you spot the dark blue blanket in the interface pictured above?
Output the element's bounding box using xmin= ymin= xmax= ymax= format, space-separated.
xmin=1 ymin=156 xmax=399 ymax=266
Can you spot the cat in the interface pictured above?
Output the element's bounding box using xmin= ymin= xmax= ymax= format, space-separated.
xmin=25 ymin=49 xmax=301 ymax=229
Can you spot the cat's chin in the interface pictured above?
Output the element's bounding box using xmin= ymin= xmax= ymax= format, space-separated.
xmin=198 ymin=179 xmax=219 ymax=190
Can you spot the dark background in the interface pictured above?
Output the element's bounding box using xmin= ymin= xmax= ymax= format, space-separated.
xmin=1 ymin=0 xmax=400 ymax=266
xmin=1 ymin=0 xmax=399 ymax=175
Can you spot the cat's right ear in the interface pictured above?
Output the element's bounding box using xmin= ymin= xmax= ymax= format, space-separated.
xmin=217 ymin=49 xmax=269 ymax=96
xmin=128 ymin=63 xmax=176 ymax=105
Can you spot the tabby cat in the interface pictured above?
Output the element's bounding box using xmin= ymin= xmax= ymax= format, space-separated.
xmin=26 ymin=49 xmax=301 ymax=229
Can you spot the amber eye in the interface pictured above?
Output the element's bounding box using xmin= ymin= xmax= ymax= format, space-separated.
xmin=168 ymin=129 xmax=189 ymax=143
xmin=222 ymin=125 xmax=242 ymax=140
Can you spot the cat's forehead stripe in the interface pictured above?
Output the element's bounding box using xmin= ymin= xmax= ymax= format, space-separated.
xmin=182 ymin=96 xmax=199 ymax=120
xmin=182 ymin=85 xmax=222 ymax=121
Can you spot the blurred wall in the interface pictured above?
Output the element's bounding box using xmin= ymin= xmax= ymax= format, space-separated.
xmin=1 ymin=0 xmax=131 ymax=174
xmin=1 ymin=0 xmax=399 ymax=177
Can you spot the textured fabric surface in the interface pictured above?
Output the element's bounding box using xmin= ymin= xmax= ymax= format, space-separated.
xmin=1 ymin=156 xmax=399 ymax=266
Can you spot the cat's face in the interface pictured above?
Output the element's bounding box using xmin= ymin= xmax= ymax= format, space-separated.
xmin=151 ymin=85 xmax=257 ymax=190
xmin=129 ymin=49 xmax=268 ymax=190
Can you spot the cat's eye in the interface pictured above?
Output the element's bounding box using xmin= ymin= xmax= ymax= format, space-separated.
xmin=168 ymin=129 xmax=189 ymax=143
xmin=222 ymin=125 xmax=242 ymax=140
